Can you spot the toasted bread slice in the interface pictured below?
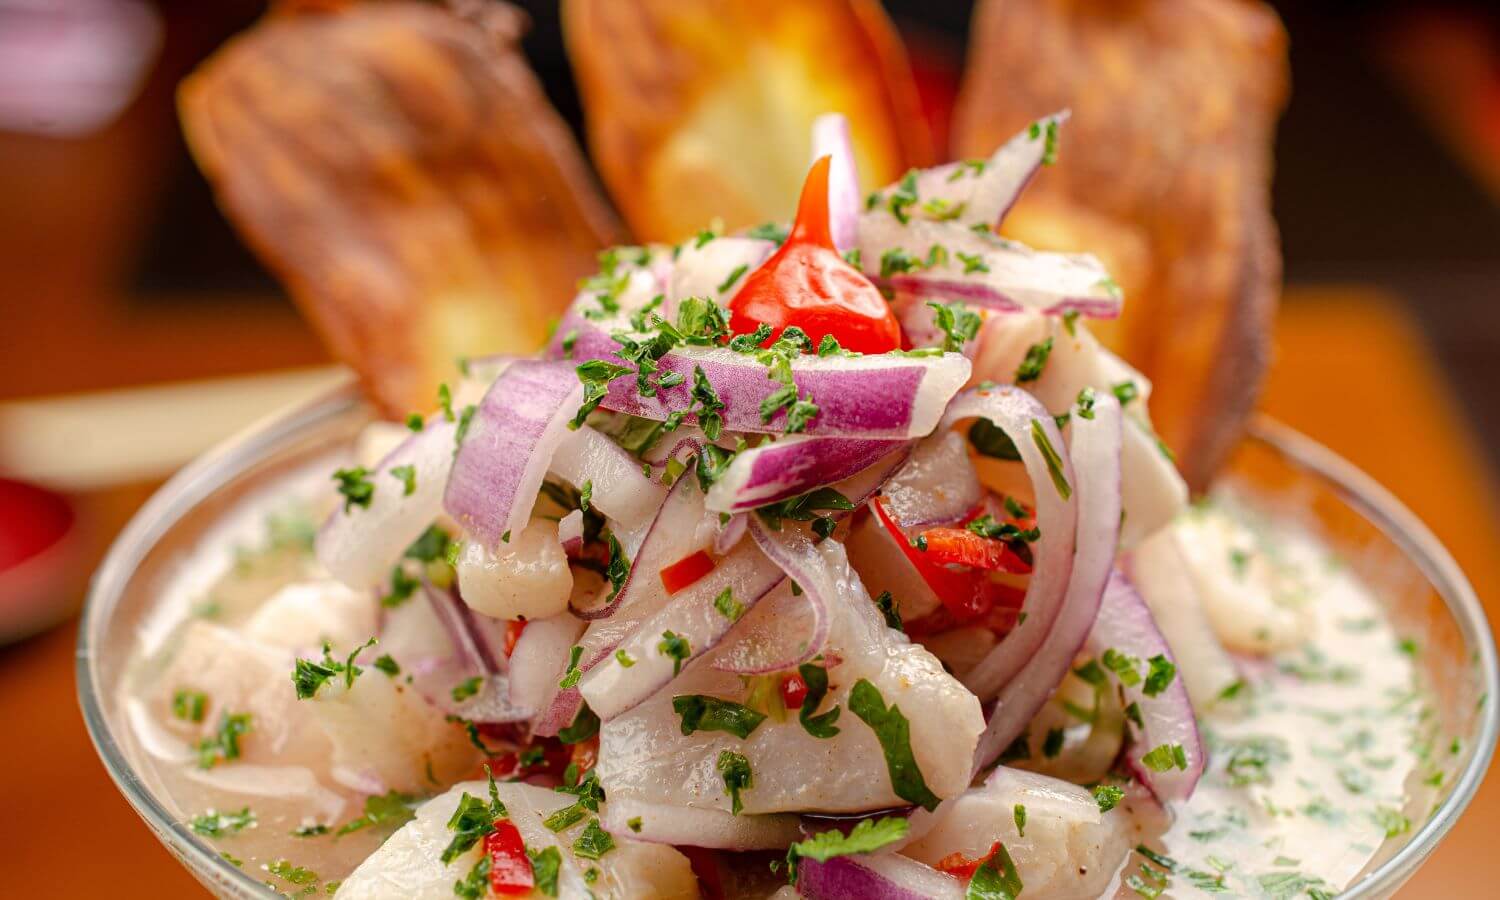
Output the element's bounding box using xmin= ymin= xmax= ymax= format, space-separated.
xmin=953 ymin=0 xmax=1289 ymax=489
xmin=562 ymin=0 xmax=932 ymax=243
xmin=180 ymin=2 xmax=622 ymax=416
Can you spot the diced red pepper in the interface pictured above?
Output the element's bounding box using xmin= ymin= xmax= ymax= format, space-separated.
xmin=779 ymin=672 xmax=809 ymax=710
xmin=503 ymin=620 xmax=528 ymax=657
xmin=915 ymin=527 xmax=1032 ymax=574
xmin=485 ymin=820 xmax=535 ymax=894
xmin=728 ymin=156 xmax=902 ymax=354
xmin=660 ymin=549 xmax=717 ymax=594
xmin=934 ymin=840 xmax=1005 ymax=878
xmin=569 ymin=735 xmax=599 ymax=779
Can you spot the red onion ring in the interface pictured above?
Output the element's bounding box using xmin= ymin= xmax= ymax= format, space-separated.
xmin=812 ymin=112 xmax=861 ymax=253
xmin=1086 ymin=569 xmax=1205 ymax=803
xmin=969 ymin=393 xmax=1122 ymax=772
xmin=940 ymin=386 xmax=1078 ymax=702
xmin=444 ymin=359 xmax=582 ymax=549
xmin=551 ymin=312 xmax=970 ymax=440
xmin=798 ymin=854 xmax=964 ymax=900
xmin=705 ymin=436 xmax=905 ymax=513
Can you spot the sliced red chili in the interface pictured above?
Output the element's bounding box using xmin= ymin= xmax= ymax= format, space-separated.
xmin=916 ymin=527 xmax=1032 ymax=574
xmin=485 ymin=820 xmax=534 ymax=894
xmin=779 ymin=672 xmax=809 ymax=710
xmin=660 ymin=549 xmax=716 ymax=594
xmin=872 ymin=497 xmax=1022 ymax=626
xmin=728 ymin=156 xmax=901 ymax=354
xmin=502 ymin=620 xmax=528 ymax=657
xmin=934 ymin=840 xmax=1005 ymax=878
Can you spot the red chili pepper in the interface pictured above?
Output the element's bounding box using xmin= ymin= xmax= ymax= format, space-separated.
xmin=569 ymin=735 xmax=599 ymax=779
xmin=485 ymin=820 xmax=535 ymax=894
xmin=872 ymin=498 xmax=1018 ymax=625
xmin=660 ymin=549 xmax=716 ymax=594
xmin=779 ymin=672 xmax=809 ymax=710
xmin=728 ymin=156 xmax=901 ymax=354
xmin=914 ymin=527 xmax=1032 ymax=574
xmin=934 ymin=840 xmax=1005 ymax=878
xmin=502 ymin=620 xmax=528 ymax=657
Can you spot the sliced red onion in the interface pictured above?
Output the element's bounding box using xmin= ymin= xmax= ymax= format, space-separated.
xmin=577 ymin=536 xmax=785 ymax=720
xmin=970 ymin=394 xmax=1122 ymax=771
xmin=812 ymin=113 xmax=861 ymax=253
xmin=424 ymin=583 xmax=498 ymax=675
xmin=667 ymin=236 xmax=775 ymax=309
xmin=406 ymin=586 xmax=532 ymax=723
xmin=549 ymin=424 xmax=665 ymax=531
xmin=316 ymin=418 xmax=456 ymax=588
xmin=558 ymin=510 xmax=584 ymax=555
xmin=601 ymin=795 xmax=801 ymax=851
xmin=1087 ymin=570 xmax=1204 ymax=802
xmin=798 ymin=853 xmax=964 ymax=900
xmin=705 ymin=436 xmax=905 ymax=513
xmin=858 ymin=216 xmax=1120 ymax=319
xmin=508 ymin=613 xmax=585 ymax=713
xmin=444 ymin=359 xmax=582 ymax=549
xmin=909 ymin=111 xmax=1069 ymax=228
xmin=714 ymin=513 xmax=748 ymax=554
xmin=941 ymin=387 xmax=1078 ymax=702
xmin=556 ymin=312 xmax=970 ymax=439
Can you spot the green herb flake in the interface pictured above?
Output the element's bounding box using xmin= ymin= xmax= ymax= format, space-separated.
xmin=796 ymin=663 xmax=842 ymax=739
xmin=336 ymin=791 xmax=418 ymax=836
xmin=848 ymin=679 xmax=941 ymax=811
xmin=717 ymin=750 xmax=753 ymax=816
xmin=173 ymin=689 xmax=208 ymax=724
xmin=332 ymin=467 xmax=375 ymax=512
xmin=451 ymin=676 xmax=483 ymax=703
xmin=195 ymin=712 xmax=252 ymax=769
xmin=672 ymin=694 xmax=768 ymax=739
xmin=1031 ymin=420 xmax=1072 ymax=499
xmin=189 ymin=807 xmax=256 ymax=837
xmin=528 ymin=846 xmax=562 ymax=897
xmin=968 ymin=844 xmax=1024 ymax=900
xmin=1093 ymin=784 xmax=1125 ymax=813
xmin=713 ymin=586 xmax=746 ymax=622
xmin=389 ymin=464 xmax=417 ymax=497
xmin=1141 ymin=743 xmax=1188 ymax=773
xmin=1014 ymin=338 xmax=1054 ymax=384
xmin=266 ymin=859 xmax=318 ymax=887
xmin=572 ymin=819 xmax=616 ymax=860
xmin=1013 ymin=803 xmax=1027 ymax=837
xmin=658 ymin=631 xmax=692 ymax=675
xmin=874 ymin=590 xmax=903 ymax=632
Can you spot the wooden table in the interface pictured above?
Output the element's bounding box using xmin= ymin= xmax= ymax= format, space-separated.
xmin=1 ymin=288 xmax=1495 ymax=897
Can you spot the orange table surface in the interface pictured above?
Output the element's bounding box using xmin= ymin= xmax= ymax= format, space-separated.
xmin=0 ymin=288 xmax=1495 ymax=897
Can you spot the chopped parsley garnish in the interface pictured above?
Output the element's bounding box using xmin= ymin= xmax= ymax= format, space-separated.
xmin=389 ymin=464 xmax=417 ymax=496
xmin=292 ymin=638 xmax=376 ymax=700
xmin=948 ymin=159 xmax=988 ymax=181
xmin=332 ymin=467 xmax=375 ymax=512
xmin=968 ymin=844 xmax=1023 ymax=900
xmin=373 ymin=654 xmax=400 ymax=676
xmin=558 ymin=703 xmax=600 ymax=745
xmin=173 ymin=689 xmax=207 ymax=723
xmin=451 ymin=676 xmax=483 ymax=702
xmin=406 ymin=412 xmax=424 ymax=431
xmin=1092 ymin=784 xmax=1125 ymax=813
xmin=746 ymin=222 xmax=789 ymax=244
xmin=291 ymin=823 xmax=330 ymax=837
xmin=879 ymin=247 xmax=918 ymax=278
xmin=560 ymin=329 xmax=578 ymax=358
xmin=787 ymin=816 xmax=909 ymax=872
xmin=195 ymin=712 xmax=251 ymax=769
xmin=887 ymin=170 xmax=919 ymax=224
xmin=690 ymin=366 xmax=727 ymax=439
xmin=1075 ymin=386 xmax=1097 ymax=420
xmin=572 ymin=360 xmax=633 ymax=429
xmin=381 ymin=564 xmax=419 ymax=608
xmin=1062 ymin=309 xmax=1080 ymax=335
xmin=754 ymin=487 xmax=853 ymax=532
xmin=848 ymin=679 xmax=940 ymax=811
xmin=968 ymin=417 xmax=1020 ymax=461
xmin=967 ymin=513 xmax=1040 ymax=548
xmin=672 ymin=694 xmax=767 ymax=739
xmin=189 ymin=807 xmax=255 ymax=837
xmin=1143 ymin=655 xmax=1177 ymax=697
xmin=405 ymin=525 xmax=453 ymax=562
xmin=266 ymin=860 xmax=318 ymax=887
xmin=336 ymin=790 xmax=418 ymax=836
xmin=453 ymin=856 xmax=491 ymax=899
xmin=1042 ymin=727 xmax=1065 ymax=758
xmin=874 ymin=590 xmax=903 ymax=631
xmin=657 ymin=631 xmax=691 ymax=675
xmin=1013 ymin=803 xmax=1027 ymax=837
xmin=817 ymin=334 xmax=845 ymax=357
xmin=627 ymin=817 xmax=642 ymax=833
xmin=614 ymin=649 xmax=635 ymax=668
xmin=1014 ymin=338 xmax=1053 ymax=384
xmin=956 ymin=250 xmax=990 ymax=275
xmin=927 ymin=301 xmax=981 ymax=353
xmin=1031 ymin=420 xmax=1072 ymax=499
xmin=439 ymin=768 xmax=507 ymax=864
xmin=713 ymin=586 xmax=745 ymax=622
xmin=542 ymin=803 xmax=586 ymax=833
xmin=572 ymin=820 xmax=616 ymax=859
xmin=453 ymin=405 xmax=477 ymax=453
xmin=559 ymin=645 xmax=585 ymax=689
xmin=796 ymin=663 xmax=842 ymax=739
xmin=1141 ymin=742 xmax=1189 ymax=773
xmin=438 ymin=383 xmax=456 ymax=421
xmin=717 ymin=751 xmax=753 ymax=815
xmin=1112 ymin=380 xmax=1140 ymax=407
xmin=528 ymin=846 xmax=562 ymax=897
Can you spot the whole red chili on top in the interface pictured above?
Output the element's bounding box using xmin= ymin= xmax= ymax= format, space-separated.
xmin=728 ymin=156 xmax=901 ymax=354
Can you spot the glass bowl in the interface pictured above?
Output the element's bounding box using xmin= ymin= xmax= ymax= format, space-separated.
xmin=77 ymin=381 xmax=1499 ymax=898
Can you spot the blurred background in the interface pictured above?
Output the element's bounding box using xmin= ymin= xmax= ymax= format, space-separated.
xmin=1 ymin=0 xmax=1498 ymax=895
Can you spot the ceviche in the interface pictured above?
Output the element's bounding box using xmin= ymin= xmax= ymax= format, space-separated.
xmin=121 ymin=114 xmax=1439 ymax=899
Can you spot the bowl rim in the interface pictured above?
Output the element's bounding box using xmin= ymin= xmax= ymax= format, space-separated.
xmin=76 ymin=385 xmax=1499 ymax=897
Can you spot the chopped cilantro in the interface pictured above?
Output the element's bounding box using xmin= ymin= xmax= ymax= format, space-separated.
xmin=713 ymin=586 xmax=745 ymax=622
xmin=968 ymin=844 xmax=1023 ymax=900
xmin=927 ymin=301 xmax=981 ymax=353
xmin=336 ymin=791 xmax=418 ymax=836
xmin=848 ymin=680 xmax=941 ymax=811
xmin=797 ymin=663 xmax=842 ymax=739
xmin=1141 ymin=743 xmax=1188 ymax=773
xmin=173 ymin=689 xmax=207 ymax=723
xmin=389 ymin=464 xmax=417 ymax=496
xmin=1093 ymin=784 xmax=1125 ymax=813
xmin=195 ymin=712 xmax=251 ymax=769
xmin=573 ymin=819 xmax=616 ymax=860
xmin=1031 ymin=420 xmax=1072 ymax=498
xmin=451 ymin=676 xmax=483 ymax=703
xmin=874 ymin=590 xmax=903 ymax=631
xmin=717 ymin=751 xmax=753 ymax=815
xmin=1014 ymin=338 xmax=1053 ymax=384
xmin=672 ymin=695 xmax=767 ymax=739
xmin=189 ymin=807 xmax=255 ymax=837
xmin=657 ymin=631 xmax=691 ymax=676
xmin=332 ymin=467 xmax=375 ymax=512
xmin=528 ymin=846 xmax=561 ymax=897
